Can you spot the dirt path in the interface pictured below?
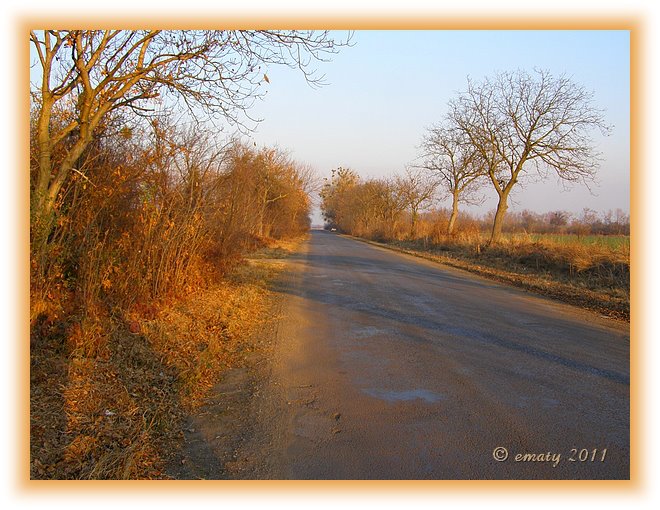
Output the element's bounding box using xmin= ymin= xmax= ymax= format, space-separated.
xmin=165 ymin=254 xmax=301 ymax=479
xmin=170 ymin=230 xmax=630 ymax=479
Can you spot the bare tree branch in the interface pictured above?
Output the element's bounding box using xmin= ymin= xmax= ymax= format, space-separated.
xmin=30 ymin=29 xmax=351 ymax=251
xmin=447 ymin=69 xmax=610 ymax=244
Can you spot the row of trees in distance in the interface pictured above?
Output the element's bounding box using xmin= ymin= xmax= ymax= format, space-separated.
xmin=320 ymin=166 xmax=628 ymax=243
xmin=322 ymin=69 xmax=613 ymax=244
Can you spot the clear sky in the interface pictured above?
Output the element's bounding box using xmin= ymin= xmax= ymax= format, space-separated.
xmin=246 ymin=30 xmax=630 ymax=224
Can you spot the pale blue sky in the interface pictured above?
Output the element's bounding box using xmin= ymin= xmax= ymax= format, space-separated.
xmin=246 ymin=30 xmax=630 ymax=223
xmin=29 ymin=30 xmax=630 ymax=223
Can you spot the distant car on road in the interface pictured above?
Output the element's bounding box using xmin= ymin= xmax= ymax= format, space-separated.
xmin=331 ymin=228 xmax=337 ymax=232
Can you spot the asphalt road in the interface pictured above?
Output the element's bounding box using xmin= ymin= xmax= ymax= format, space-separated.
xmin=240 ymin=230 xmax=630 ymax=480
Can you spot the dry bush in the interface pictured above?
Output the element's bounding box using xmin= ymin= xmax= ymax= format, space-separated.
xmin=30 ymin=114 xmax=312 ymax=479
xmin=30 ymin=122 xmax=312 ymax=348
xmin=453 ymin=219 xmax=482 ymax=247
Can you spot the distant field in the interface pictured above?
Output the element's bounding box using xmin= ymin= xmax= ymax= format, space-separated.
xmin=505 ymin=233 xmax=630 ymax=250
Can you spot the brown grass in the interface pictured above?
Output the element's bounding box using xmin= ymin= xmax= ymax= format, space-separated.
xmin=30 ymin=236 xmax=306 ymax=479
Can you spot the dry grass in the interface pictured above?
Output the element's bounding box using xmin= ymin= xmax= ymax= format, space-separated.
xmin=30 ymin=235 xmax=306 ymax=479
xmin=30 ymin=325 xmax=174 ymax=479
xmin=141 ymin=263 xmax=281 ymax=411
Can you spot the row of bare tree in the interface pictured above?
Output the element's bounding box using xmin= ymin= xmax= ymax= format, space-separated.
xmin=30 ymin=113 xmax=315 ymax=318
xmin=320 ymin=168 xmax=629 ymax=244
xmin=319 ymin=167 xmax=438 ymax=240
xmin=501 ymin=208 xmax=630 ymax=236
xmin=30 ymin=30 xmax=348 ymax=321
xmin=322 ymin=69 xmax=611 ymax=244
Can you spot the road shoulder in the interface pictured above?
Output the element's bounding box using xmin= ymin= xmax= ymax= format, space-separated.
xmin=165 ymin=238 xmax=310 ymax=479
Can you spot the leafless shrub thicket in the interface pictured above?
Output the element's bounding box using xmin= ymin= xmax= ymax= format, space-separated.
xmin=30 ymin=113 xmax=313 ymax=333
xmin=30 ymin=29 xmax=348 ymax=342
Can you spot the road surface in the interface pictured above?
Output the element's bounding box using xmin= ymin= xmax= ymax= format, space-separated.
xmin=231 ymin=231 xmax=630 ymax=479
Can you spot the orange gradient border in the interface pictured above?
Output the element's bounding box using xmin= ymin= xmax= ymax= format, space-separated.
xmin=17 ymin=14 xmax=642 ymax=495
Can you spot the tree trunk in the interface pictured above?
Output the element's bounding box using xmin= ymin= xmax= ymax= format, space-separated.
xmin=489 ymin=192 xmax=510 ymax=245
xmin=32 ymin=96 xmax=101 ymax=257
xmin=31 ymin=193 xmax=56 ymax=250
xmin=447 ymin=192 xmax=460 ymax=235
xmin=387 ymin=211 xmax=397 ymax=240
xmin=256 ymin=188 xmax=268 ymax=237
xmin=410 ymin=207 xmax=418 ymax=239
xmin=31 ymin=96 xmax=56 ymax=255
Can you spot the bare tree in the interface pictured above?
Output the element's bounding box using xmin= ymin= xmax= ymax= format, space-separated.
xmin=448 ymin=69 xmax=610 ymax=244
xmin=30 ymin=30 xmax=349 ymax=253
xmin=395 ymin=167 xmax=439 ymax=238
xmin=319 ymin=167 xmax=360 ymax=230
xmin=418 ymin=125 xmax=484 ymax=235
xmin=548 ymin=210 xmax=570 ymax=232
xmin=369 ymin=178 xmax=408 ymax=239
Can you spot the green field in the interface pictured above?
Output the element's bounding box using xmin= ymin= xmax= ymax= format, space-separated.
xmin=505 ymin=233 xmax=630 ymax=250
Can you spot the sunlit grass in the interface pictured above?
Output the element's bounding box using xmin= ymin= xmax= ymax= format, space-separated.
xmin=30 ymin=235 xmax=307 ymax=479
xmin=503 ymin=233 xmax=630 ymax=250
